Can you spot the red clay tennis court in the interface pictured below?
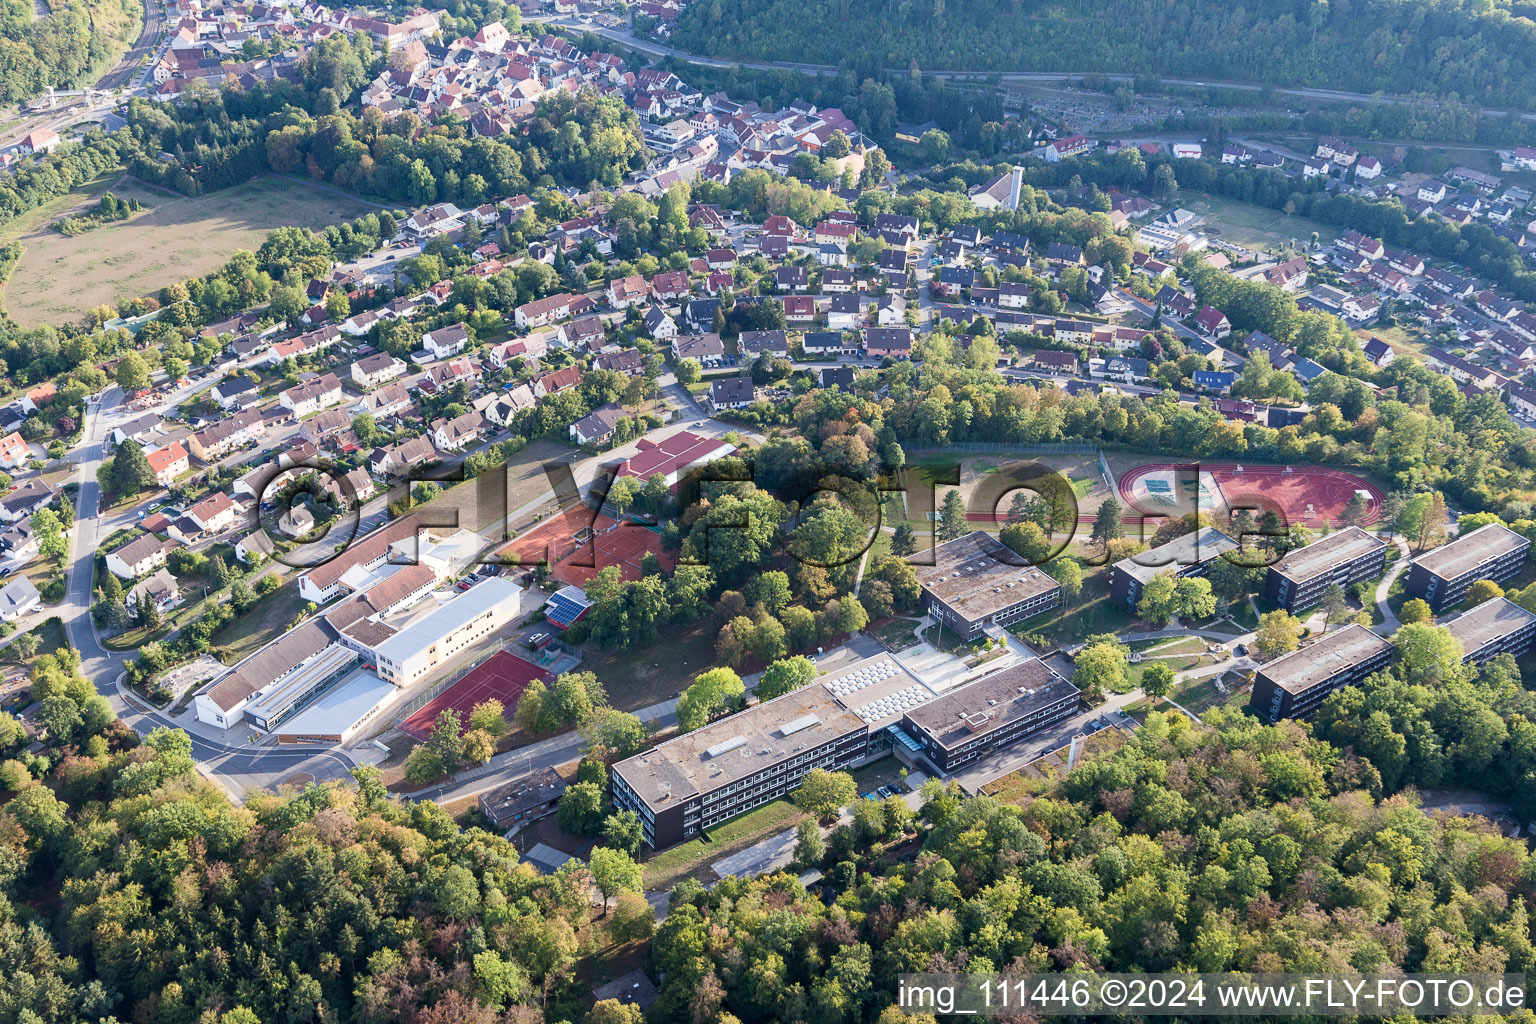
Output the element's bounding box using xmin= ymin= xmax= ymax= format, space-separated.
xmin=1118 ymin=462 xmax=1384 ymax=529
xmin=399 ymin=651 xmax=552 ymax=740
xmin=497 ymin=505 xmax=617 ymax=567
xmin=552 ymin=522 xmax=675 ymax=587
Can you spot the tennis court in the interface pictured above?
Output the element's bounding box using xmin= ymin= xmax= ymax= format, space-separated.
xmin=399 ymin=650 xmax=552 ymax=740
xmin=552 ymin=522 xmax=675 ymax=586
xmin=497 ymin=505 xmax=617 ymax=567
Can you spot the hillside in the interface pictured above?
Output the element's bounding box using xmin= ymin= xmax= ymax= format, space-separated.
xmin=0 ymin=0 xmax=143 ymax=104
xmin=671 ymin=0 xmax=1536 ymax=111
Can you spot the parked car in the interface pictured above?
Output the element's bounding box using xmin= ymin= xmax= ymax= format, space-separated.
xmin=524 ymin=632 xmax=552 ymax=650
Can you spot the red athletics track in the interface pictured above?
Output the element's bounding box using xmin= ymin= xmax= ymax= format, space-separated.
xmin=399 ymin=650 xmax=552 ymax=740
xmin=1117 ymin=463 xmax=1384 ymax=528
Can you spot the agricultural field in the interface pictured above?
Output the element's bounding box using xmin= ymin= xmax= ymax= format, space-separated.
xmin=0 ymin=175 xmax=376 ymax=327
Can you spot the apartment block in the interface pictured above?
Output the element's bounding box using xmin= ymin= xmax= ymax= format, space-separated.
xmin=1264 ymin=527 xmax=1388 ymax=613
xmin=1444 ymin=597 xmax=1536 ymax=664
xmin=1404 ymin=523 xmax=1530 ymax=612
xmin=1248 ymin=624 xmax=1394 ymax=723
xmin=1109 ymin=526 xmax=1238 ymax=611
xmin=915 ymin=532 xmax=1061 ymax=641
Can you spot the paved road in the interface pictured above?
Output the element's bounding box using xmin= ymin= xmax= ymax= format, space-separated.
xmin=62 ymin=387 xmax=358 ymax=799
xmin=544 ymin=16 xmax=1536 ymax=123
xmin=1118 ymin=290 xmax=1245 ymax=369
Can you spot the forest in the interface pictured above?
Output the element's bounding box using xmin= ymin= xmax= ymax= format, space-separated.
xmin=0 ymin=34 xmax=647 ymax=236
xmin=0 ymin=0 xmax=141 ymax=104
xmin=672 ymin=0 xmax=1536 ymax=112
xmin=8 ymin=631 xmax=1536 ymax=1023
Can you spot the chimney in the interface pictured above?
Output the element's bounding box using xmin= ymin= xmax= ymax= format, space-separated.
xmin=1007 ymin=165 xmax=1023 ymax=211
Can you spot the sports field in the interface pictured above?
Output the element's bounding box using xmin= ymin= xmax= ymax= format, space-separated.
xmin=498 ymin=505 xmax=617 ymax=567
xmin=0 ymin=175 xmax=375 ymax=326
xmin=399 ymin=650 xmax=551 ymax=741
xmin=551 ymin=521 xmax=675 ymax=587
xmin=1117 ymin=462 xmax=1383 ymax=528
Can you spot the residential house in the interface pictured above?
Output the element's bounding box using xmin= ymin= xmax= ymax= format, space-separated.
xmin=146 ymin=443 xmax=190 ymax=486
xmin=128 ymin=569 xmax=182 ymax=616
xmin=421 ymin=323 xmax=471 ymax=358
xmin=1032 ymin=350 xmax=1079 ymax=374
xmin=558 ymin=316 xmax=606 ymax=350
xmin=782 ymin=295 xmax=817 ymax=325
xmin=1195 ymin=306 xmax=1231 ymax=338
xmin=212 ymin=375 xmax=259 ymax=410
xmin=864 ymin=327 xmax=913 ymax=359
xmin=672 ymin=333 xmax=725 ymax=367
xmin=708 ymin=376 xmax=755 ymax=412
xmin=596 ymin=349 xmax=646 ymax=376
xmin=107 ymin=535 xmax=170 ymax=579
xmin=607 ymin=274 xmax=649 ymax=308
xmin=280 ymin=373 xmax=344 ymax=417
xmin=352 ymin=383 xmax=413 ymax=420
xmin=187 ymin=492 xmax=237 ymax=535
xmin=643 ymin=305 xmax=677 ymax=340
xmin=649 ymin=270 xmax=691 ymax=302
xmin=774 ymin=266 xmax=808 ymax=292
xmin=0 ymin=476 xmax=51 ymax=525
xmin=0 ymin=576 xmax=40 ymax=622
xmin=0 ymin=432 xmax=28 ymax=470
xmin=432 ymin=411 xmax=485 ymax=451
xmin=802 ymin=331 xmax=857 ymax=357
xmin=351 ymin=351 xmax=406 ymax=390
xmin=998 ymin=282 xmax=1030 ymax=310
xmin=875 ymin=294 xmax=907 ymax=326
xmin=570 ymin=404 xmax=625 ymax=446
xmin=484 ymin=336 xmax=543 ymax=371
xmin=189 ymin=411 xmax=266 ymax=461
xmin=1261 ymin=256 xmax=1309 ymax=292
xmin=820 ymin=269 xmax=855 ymax=293
xmin=1194 ymin=370 xmax=1237 ymax=394
xmin=533 ymin=365 xmax=582 ymax=397
xmin=369 ymin=436 xmax=437 ymax=477
xmin=1363 ymin=336 xmax=1400 ymax=368
xmin=738 ymin=330 xmax=789 ymax=360
xmin=514 ymin=292 xmax=592 ymax=329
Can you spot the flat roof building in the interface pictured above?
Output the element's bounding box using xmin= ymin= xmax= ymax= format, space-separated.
xmin=1444 ymin=597 xmax=1536 ymax=664
xmin=1249 ymin=623 xmax=1394 ymax=723
xmin=244 ymin=644 xmax=361 ymax=733
xmin=900 ymin=658 xmax=1080 ymax=773
xmin=195 ymin=619 xmax=340 ymax=730
xmin=1264 ymin=526 xmax=1388 ymax=613
xmin=915 ymin=532 xmax=1061 ymax=641
xmin=1405 ymin=523 xmax=1531 ymax=612
xmin=1110 ymin=526 xmax=1237 ymax=611
xmin=370 ymin=578 xmax=522 ymax=686
xmin=272 ymin=670 xmax=396 ymax=745
xmin=611 ymin=670 xmax=871 ymax=849
xmin=478 ymin=766 xmax=569 ymax=829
